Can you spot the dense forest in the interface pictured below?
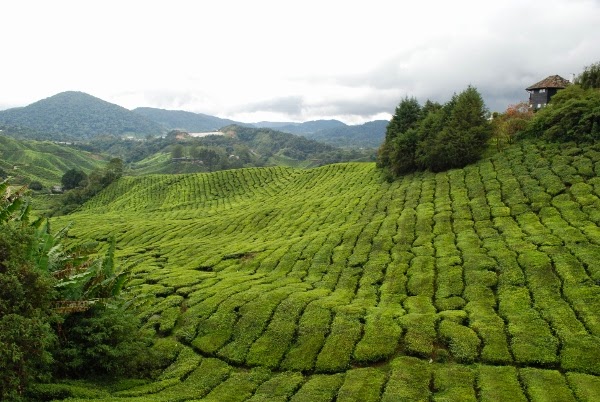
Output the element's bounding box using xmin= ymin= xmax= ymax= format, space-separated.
xmin=0 ymin=92 xmax=164 ymax=139
xmin=132 ymin=107 xmax=243 ymax=133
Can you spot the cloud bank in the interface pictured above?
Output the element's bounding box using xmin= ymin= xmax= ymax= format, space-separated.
xmin=0 ymin=0 xmax=599 ymax=123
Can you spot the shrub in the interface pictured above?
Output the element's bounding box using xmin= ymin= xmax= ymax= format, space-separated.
xmin=439 ymin=320 xmax=481 ymax=362
xmin=0 ymin=224 xmax=56 ymax=401
xmin=52 ymin=305 xmax=157 ymax=379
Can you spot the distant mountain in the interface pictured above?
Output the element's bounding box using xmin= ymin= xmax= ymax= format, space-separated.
xmin=303 ymin=120 xmax=388 ymax=148
xmin=252 ymin=119 xmax=387 ymax=148
xmin=132 ymin=107 xmax=246 ymax=132
xmin=0 ymin=91 xmax=163 ymax=139
xmin=254 ymin=119 xmax=347 ymax=135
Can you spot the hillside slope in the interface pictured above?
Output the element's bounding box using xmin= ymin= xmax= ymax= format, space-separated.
xmin=0 ymin=135 xmax=106 ymax=187
xmin=132 ymin=107 xmax=243 ymax=132
xmin=0 ymin=91 xmax=164 ymax=139
xmin=50 ymin=140 xmax=600 ymax=400
xmin=303 ymin=119 xmax=388 ymax=148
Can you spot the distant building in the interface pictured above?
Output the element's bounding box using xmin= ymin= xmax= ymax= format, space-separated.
xmin=526 ymin=75 xmax=571 ymax=111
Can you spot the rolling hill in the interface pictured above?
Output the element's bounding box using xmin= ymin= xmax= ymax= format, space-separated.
xmin=0 ymin=91 xmax=164 ymax=139
xmin=254 ymin=119 xmax=387 ymax=148
xmin=0 ymin=135 xmax=107 ymax=187
xmin=0 ymin=91 xmax=387 ymax=148
xmin=302 ymin=120 xmax=388 ymax=148
xmin=45 ymin=139 xmax=600 ymax=400
xmin=255 ymin=119 xmax=347 ymax=134
xmin=132 ymin=107 xmax=244 ymax=132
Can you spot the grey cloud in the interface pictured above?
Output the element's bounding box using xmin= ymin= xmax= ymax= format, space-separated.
xmin=240 ymin=96 xmax=306 ymax=116
xmin=295 ymin=3 xmax=600 ymax=114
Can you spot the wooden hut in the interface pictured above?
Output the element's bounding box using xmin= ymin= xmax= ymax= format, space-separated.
xmin=526 ymin=75 xmax=571 ymax=110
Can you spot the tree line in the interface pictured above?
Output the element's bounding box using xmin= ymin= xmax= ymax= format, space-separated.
xmin=379 ymin=61 xmax=600 ymax=179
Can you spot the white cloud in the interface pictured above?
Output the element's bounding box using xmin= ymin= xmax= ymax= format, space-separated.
xmin=1 ymin=0 xmax=599 ymax=122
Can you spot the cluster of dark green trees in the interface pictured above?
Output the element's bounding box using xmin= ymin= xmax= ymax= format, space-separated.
xmin=0 ymin=182 xmax=161 ymax=400
xmin=56 ymin=158 xmax=124 ymax=215
xmin=378 ymin=86 xmax=492 ymax=177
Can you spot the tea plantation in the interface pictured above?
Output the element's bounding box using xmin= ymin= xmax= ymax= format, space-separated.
xmin=48 ymin=140 xmax=600 ymax=401
xmin=0 ymin=135 xmax=106 ymax=186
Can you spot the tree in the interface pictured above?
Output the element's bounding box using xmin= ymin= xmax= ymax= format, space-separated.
xmin=377 ymin=97 xmax=422 ymax=175
xmin=61 ymin=169 xmax=87 ymax=190
xmin=101 ymin=158 xmax=124 ymax=186
xmin=424 ymin=86 xmax=491 ymax=172
xmin=171 ymin=144 xmax=184 ymax=159
xmin=379 ymin=87 xmax=492 ymax=176
xmin=492 ymin=101 xmax=533 ymax=147
xmin=575 ymin=61 xmax=600 ymax=89
xmin=29 ymin=181 xmax=43 ymax=191
xmin=1 ymin=182 xmax=56 ymax=400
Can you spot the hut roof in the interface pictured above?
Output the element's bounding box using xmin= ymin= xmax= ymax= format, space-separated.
xmin=526 ymin=75 xmax=571 ymax=90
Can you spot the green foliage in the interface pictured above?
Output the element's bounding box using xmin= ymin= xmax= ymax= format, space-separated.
xmin=520 ymin=368 xmax=577 ymax=402
xmin=29 ymin=180 xmax=43 ymax=191
xmin=133 ymin=107 xmax=239 ymax=132
xmin=1 ymin=181 xmax=155 ymax=399
xmin=0 ymin=91 xmax=163 ymax=139
xmin=0 ymin=135 xmax=106 ymax=187
xmin=419 ymin=87 xmax=492 ymax=172
xmin=61 ymin=168 xmax=88 ymax=190
xmin=0 ymin=223 xmax=56 ymax=401
xmin=377 ymin=97 xmax=421 ymax=175
xmin=523 ymin=85 xmax=600 ymax=142
xmin=28 ymin=139 xmax=600 ymax=400
xmin=302 ymin=120 xmax=388 ymax=149
xmin=477 ymin=365 xmax=527 ymax=402
xmin=575 ymin=61 xmax=600 ymax=89
xmin=52 ymin=306 xmax=156 ymax=378
xmin=379 ymin=87 xmax=492 ymax=176
xmin=54 ymin=158 xmax=125 ymax=215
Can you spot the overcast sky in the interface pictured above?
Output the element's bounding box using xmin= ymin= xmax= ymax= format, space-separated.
xmin=1 ymin=0 xmax=599 ymax=124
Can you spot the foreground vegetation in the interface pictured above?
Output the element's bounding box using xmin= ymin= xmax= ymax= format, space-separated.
xmin=34 ymin=138 xmax=600 ymax=401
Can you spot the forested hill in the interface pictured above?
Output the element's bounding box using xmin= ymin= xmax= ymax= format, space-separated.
xmin=302 ymin=120 xmax=388 ymax=148
xmin=255 ymin=119 xmax=347 ymax=134
xmin=132 ymin=107 xmax=244 ymax=132
xmin=254 ymin=119 xmax=387 ymax=148
xmin=0 ymin=91 xmax=164 ymax=139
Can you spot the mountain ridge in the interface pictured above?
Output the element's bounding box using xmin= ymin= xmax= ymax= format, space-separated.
xmin=0 ymin=91 xmax=164 ymax=139
xmin=1 ymin=91 xmax=387 ymax=148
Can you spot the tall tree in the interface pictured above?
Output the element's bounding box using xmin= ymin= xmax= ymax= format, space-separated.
xmin=61 ymin=169 xmax=87 ymax=190
xmin=0 ymin=182 xmax=56 ymax=400
xmin=575 ymin=61 xmax=600 ymax=89
xmin=377 ymin=97 xmax=422 ymax=174
xmin=423 ymin=86 xmax=491 ymax=172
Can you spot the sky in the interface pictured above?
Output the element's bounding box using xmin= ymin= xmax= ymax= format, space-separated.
xmin=1 ymin=0 xmax=599 ymax=124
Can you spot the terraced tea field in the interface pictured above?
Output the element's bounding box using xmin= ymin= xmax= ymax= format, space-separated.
xmin=51 ymin=140 xmax=600 ymax=401
xmin=0 ymin=135 xmax=106 ymax=186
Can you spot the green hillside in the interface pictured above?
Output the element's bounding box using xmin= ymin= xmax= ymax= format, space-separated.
xmin=133 ymin=107 xmax=243 ymax=132
xmin=0 ymin=135 xmax=107 ymax=187
xmin=0 ymin=91 xmax=164 ymax=139
xmin=47 ymin=140 xmax=600 ymax=401
xmin=302 ymin=120 xmax=388 ymax=148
